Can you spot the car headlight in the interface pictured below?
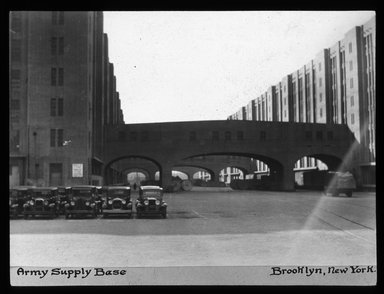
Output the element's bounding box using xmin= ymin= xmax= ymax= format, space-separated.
xmin=29 ymin=201 xmax=34 ymax=206
xmin=144 ymin=200 xmax=149 ymax=205
xmin=122 ymin=200 xmax=126 ymax=205
xmin=70 ymin=201 xmax=75 ymax=206
xmin=85 ymin=201 xmax=90 ymax=206
xmin=108 ymin=200 xmax=113 ymax=205
xmin=155 ymin=200 xmax=160 ymax=205
xmin=44 ymin=200 xmax=49 ymax=205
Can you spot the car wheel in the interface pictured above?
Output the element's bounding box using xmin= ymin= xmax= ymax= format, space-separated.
xmin=162 ymin=212 xmax=167 ymax=219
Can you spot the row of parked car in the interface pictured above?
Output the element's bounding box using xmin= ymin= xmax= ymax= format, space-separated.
xmin=9 ymin=185 xmax=168 ymax=219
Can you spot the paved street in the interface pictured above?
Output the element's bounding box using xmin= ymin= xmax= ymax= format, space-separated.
xmin=10 ymin=187 xmax=376 ymax=268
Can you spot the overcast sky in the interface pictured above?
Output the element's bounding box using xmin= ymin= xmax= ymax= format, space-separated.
xmin=103 ymin=11 xmax=375 ymax=124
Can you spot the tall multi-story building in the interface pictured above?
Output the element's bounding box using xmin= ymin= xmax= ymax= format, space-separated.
xmin=228 ymin=16 xmax=376 ymax=187
xmin=9 ymin=11 xmax=124 ymax=187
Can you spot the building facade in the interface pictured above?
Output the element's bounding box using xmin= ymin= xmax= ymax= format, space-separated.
xmin=9 ymin=11 xmax=124 ymax=187
xmin=228 ymin=16 xmax=376 ymax=187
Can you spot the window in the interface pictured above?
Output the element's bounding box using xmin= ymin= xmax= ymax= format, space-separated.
xmin=319 ymin=78 xmax=322 ymax=87
xmin=305 ymin=131 xmax=312 ymax=141
xmin=319 ymin=93 xmax=323 ymax=102
xmin=11 ymin=13 xmax=22 ymax=32
xmin=189 ymin=131 xmax=197 ymax=142
xmin=320 ymin=108 xmax=323 ymax=118
xmin=318 ymin=63 xmax=322 ymax=71
xmin=351 ymin=96 xmax=354 ymax=107
xmin=212 ymin=131 xmax=219 ymax=141
xmin=52 ymin=12 xmax=58 ymax=25
xmin=51 ymin=37 xmax=57 ymax=55
xmin=351 ymin=113 xmax=355 ymax=125
xmin=349 ymin=61 xmax=353 ymax=71
xmin=350 ymin=78 xmax=353 ymax=88
xmin=118 ymin=131 xmax=125 ymax=141
xmin=11 ymin=39 xmax=21 ymax=62
xmin=284 ymin=98 xmax=286 ymax=106
xmin=58 ymin=37 xmax=64 ymax=55
xmin=349 ymin=42 xmax=352 ymax=53
xmin=53 ymin=11 xmax=64 ymax=25
xmin=141 ymin=131 xmax=148 ymax=142
xmin=58 ymin=68 xmax=64 ymax=86
xmin=284 ymin=110 xmax=287 ymax=117
xmin=51 ymin=68 xmax=57 ymax=85
xmin=10 ymin=100 xmax=20 ymax=110
xmin=316 ymin=131 xmax=323 ymax=141
xmin=260 ymin=131 xmax=266 ymax=141
xmin=130 ymin=132 xmax=137 ymax=141
xmin=224 ymin=131 xmax=231 ymax=141
xmin=58 ymin=12 xmax=64 ymax=25
xmin=50 ymin=129 xmax=56 ymax=147
xmin=57 ymin=129 xmax=63 ymax=147
xmin=50 ymin=98 xmax=57 ymax=116
xmin=11 ymin=69 xmax=20 ymax=80
xmin=327 ymin=131 xmax=333 ymax=140
xmin=237 ymin=131 xmax=244 ymax=141
xmin=58 ymin=98 xmax=63 ymax=116
xmin=284 ymin=85 xmax=286 ymax=92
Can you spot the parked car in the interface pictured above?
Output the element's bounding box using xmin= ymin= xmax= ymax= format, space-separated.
xmin=9 ymin=186 xmax=35 ymax=218
xmin=57 ymin=186 xmax=72 ymax=214
xmin=136 ymin=185 xmax=167 ymax=218
xmin=65 ymin=185 xmax=98 ymax=218
xmin=324 ymin=171 xmax=357 ymax=197
xmin=102 ymin=186 xmax=132 ymax=218
xmin=23 ymin=187 xmax=59 ymax=219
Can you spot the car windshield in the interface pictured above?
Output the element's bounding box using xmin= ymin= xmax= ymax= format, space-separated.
xmin=142 ymin=190 xmax=162 ymax=198
xmin=109 ymin=190 xmax=129 ymax=198
xmin=72 ymin=190 xmax=93 ymax=198
xmin=32 ymin=191 xmax=52 ymax=198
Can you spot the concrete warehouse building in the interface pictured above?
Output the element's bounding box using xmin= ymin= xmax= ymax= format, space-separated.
xmin=228 ymin=16 xmax=375 ymax=188
xmin=9 ymin=11 xmax=125 ymax=187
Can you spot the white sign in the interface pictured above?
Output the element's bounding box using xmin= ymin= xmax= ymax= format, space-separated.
xmin=72 ymin=163 xmax=83 ymax=178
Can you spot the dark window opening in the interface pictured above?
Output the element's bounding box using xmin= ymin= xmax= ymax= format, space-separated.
xmin=260 ymin=131 xmax=266 ymax=141
xmin=316 ymin=131 xmax=323 ymax=141
xmin=57 ymin=129 xmax=63 ymax=147
xmin=58 ymin=68 xmax=64 ymax=86
xmin=58 ymin=37 xmax=64 ymax=55
xmin=50 ymin=98 xmax=56 ymax=116
xmin=58 ymin=98 xmax=63 ymax=116
xmin=141 ymin=131 xmax=149 ymax=142
xmin=237 ymin=131 xmax=244 ymax=141
xmin=212 ymin=131 xmax=219 ymax=141
xmin=118 ymin=131 xmax=126 ymax=142
xmin=224 ymin=131 xmax=231 ymax=141
xmin=50 ymin=129 xmax=56 ymax=147
xmin=51 ymin=37 xmax=57 ymax=55
xmin=51 ymin=68 xmax=57 ymax=85
xmin=189 ymin=131 xmax=197 ymax=142
xmin=305 ymin=131 xmax=312 ymax=141
xmin=130 ymin=132 xmax=138 ymax=141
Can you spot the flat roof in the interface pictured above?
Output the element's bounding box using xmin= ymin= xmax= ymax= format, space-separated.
xmin=140 ymin=185 xmax=163 ymax=190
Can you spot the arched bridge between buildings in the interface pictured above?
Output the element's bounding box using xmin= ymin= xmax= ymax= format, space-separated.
xmin=103 ymin=120 xmax=357 ymax=191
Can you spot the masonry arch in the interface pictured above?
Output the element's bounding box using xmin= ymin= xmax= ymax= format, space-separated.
xmin=293 ymin=153 xmax=343 ymax=189
xmin=104 ymin=155 xmax=162 ymax=186
xmin=181 ymin=152 xmax=285 ymax=185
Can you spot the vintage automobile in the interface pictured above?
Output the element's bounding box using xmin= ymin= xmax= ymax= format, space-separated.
xmin=324 ymin=171 xmax=357 ymax=197
xmin=57 ymin=186 xmax=72 ymax=214
xmin=23 ymin=187 xmax=59 ymax=219
xmin=64 ymin=185 xmax=98 ymax=218
xmin=9 ymin=186 xmax=35 ymax=218
xmin=102 ymin=186 xmax=132 ymax=218
xmin=136 ymin=185 xmax=167 ymax=218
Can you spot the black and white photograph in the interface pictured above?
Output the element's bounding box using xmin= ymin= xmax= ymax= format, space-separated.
xmin=9 ymin=10 xmax=376 ymax=286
